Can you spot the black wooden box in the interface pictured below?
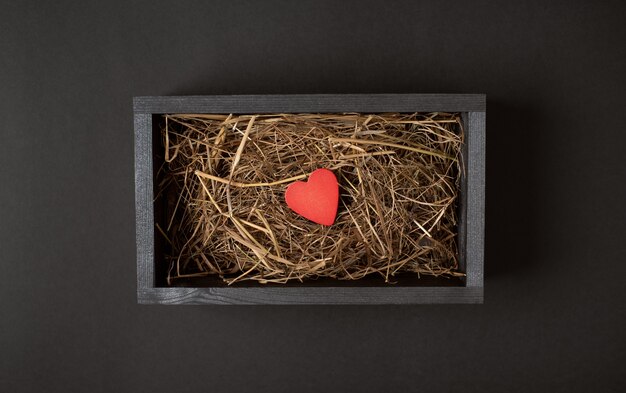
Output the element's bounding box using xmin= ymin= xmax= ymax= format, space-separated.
xmin=134 ymin=94 xmax=485 ymax=304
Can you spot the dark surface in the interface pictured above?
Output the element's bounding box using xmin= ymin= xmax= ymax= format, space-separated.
xmin=1 ymin=0 xmax=624 ymax=391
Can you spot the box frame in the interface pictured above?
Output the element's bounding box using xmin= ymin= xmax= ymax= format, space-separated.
xmin=134 ymin=94 xmax=485 ymax=304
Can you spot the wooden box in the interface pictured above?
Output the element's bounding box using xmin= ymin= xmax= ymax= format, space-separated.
xmin=134 ymin=94 xmax=485 ymax=304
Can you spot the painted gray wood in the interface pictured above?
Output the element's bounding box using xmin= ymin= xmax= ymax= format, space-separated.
xmin=134 ymin=113 xmax=154 ymax=289
xmin=137 ymin=287 xmax=484 ymax=305
xmin=133 ymin=94 xmax=486 ymax=114
xmin=133 ymin=94 xmax=486 ymax=304
xmin=465 ymin=112 xmax=486 ymax=288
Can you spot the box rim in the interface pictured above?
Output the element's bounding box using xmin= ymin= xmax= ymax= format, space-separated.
xmin=134 ymin=94 xmax=485 ymax=304
xmin=133 ymin=94 xmax=486 ymax=113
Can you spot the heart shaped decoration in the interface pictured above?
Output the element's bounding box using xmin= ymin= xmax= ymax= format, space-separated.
xmin=285 ymin=168 xmax=339 ymax=226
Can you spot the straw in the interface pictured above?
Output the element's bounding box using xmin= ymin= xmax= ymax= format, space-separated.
xmin=157 ymin=112 xmax=464 ymax=284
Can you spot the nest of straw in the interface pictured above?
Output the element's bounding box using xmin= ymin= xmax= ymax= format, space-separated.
xmin=156 ymin=112 xmax=464 ymax=285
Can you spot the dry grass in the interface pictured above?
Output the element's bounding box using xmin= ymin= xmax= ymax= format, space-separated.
xmin=156 ymin=112 xmax=465 ymax=285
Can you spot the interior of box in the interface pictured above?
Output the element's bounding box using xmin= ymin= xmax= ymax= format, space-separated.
xmin=151 ymin=113 xmax=468 ymax=288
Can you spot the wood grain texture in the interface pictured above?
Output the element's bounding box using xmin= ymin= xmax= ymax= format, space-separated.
xmin=133 ymin=94 xmax=486 ymax=114
xmin=134 ymin=114 xmax=154 ymax=289
xmin=465 ymin=112 xmax=486 ymax=288
xmin=137 ymin=287 xmax=484 ymax=305
xmin=133 ymin=94 xmax=486 ymax=304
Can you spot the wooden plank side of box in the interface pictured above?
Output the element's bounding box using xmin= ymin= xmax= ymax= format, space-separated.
xmin=465 ymin=111 xmax=486 ymax=288
xmin=138 ymin=287 xmax=484 ymax=305
xmin=133 ymin=94 xmax=486 ymax=114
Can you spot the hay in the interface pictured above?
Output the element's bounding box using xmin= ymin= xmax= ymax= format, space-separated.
xmin=156 ymin=112 xmax=464 ymax=285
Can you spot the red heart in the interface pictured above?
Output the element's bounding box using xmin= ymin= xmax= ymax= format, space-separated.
xmin=285 ymin=168 xmax=339 ymax=226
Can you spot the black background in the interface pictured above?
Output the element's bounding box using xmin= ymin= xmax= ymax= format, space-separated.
xmin=1 ymin=1 xmax=625 ymax=392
